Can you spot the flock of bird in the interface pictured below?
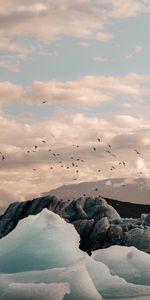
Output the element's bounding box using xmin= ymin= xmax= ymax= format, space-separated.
xmin=0 ymin=101 xmax=144 ymax=190
xmin=0 ymin=134 xmax=143 ymax=180
xmin=28 ymin=139 xmax=142 ymax=175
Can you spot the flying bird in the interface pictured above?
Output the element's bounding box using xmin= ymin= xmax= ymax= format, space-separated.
xmin=106 ymin=150 xmax=111 ymax=154
xmin=134 ymin=149 xmax=141 ymax=155
xmin=1 ymin=155 xmax=5 ymax=161
xmin=122 ymin=184 xmax=126 ymax=188
xmin=110 ymin=166 xmax=115 ymax=171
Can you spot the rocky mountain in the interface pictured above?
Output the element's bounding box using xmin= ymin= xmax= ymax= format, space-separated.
xmin=1 ymin=195 xmax=150 ymax=254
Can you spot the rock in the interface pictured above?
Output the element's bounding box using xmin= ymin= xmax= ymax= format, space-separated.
xmin=82 ymin=197 xmax=120 ymax=222
xmin=144 ymin=214 xmax=150 ymax=226
xmin=87 ymin=217 xmax=110 ymax=250
xmin=73 ymin=219 xmax=94 ymax=237
xmin=0 ymin=196 xmax=59 ymax=238
xmin=125 ymin=228 xmax=150 ymax=253
xmin=105 ymin=224 xmax=123 ymax=247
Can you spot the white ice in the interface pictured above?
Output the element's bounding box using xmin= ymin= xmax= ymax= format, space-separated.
xmin=93 ymin=245 xmax=150 ymax=285
xmin=0 ymin=283 xmax=70 ymax=300
xmin=0 ymin=209 xmax=85 ymax=273
xmin=0 ymin=209 xmax=150 ymax=300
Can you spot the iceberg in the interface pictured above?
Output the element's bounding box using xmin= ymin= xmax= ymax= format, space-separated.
xmin=0 ymin=209 xmax=85 ymax=273
xmin=0 ymin=209 xmax=150 ymax=300
xmin=93 ymin=245 xmax=150 ymax=285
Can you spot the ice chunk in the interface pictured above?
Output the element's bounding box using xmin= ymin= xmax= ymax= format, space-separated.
xmin=86 ymin=258 xmax=150 ymax=298
xmin=0 ymin=263 xmax=102 ymax=300
xmin=0 ymin=209 xmax=86 ymax=273
xmin=1 ymin=283 xmax=70 ymax=300
xmin=93 ymin=245 xmax=150 ymax=285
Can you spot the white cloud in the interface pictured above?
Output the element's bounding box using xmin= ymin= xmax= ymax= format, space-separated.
xmin=126 ymin=45 xmax=144 ymax=59
xmin=0 ymin=82 xmax=24 ymax=105
xmin=110 ymin=0 xmax=148 ymax=18
xmin=1 ymin=73 xmax=150 ymax=107
xmin=0 ymin=0 xmax=150 ymax=71
xmin=79 ymin=42 xmax=90 ymax=47
xmin=94 ymin=56 xmax=110 ymax=62
xmin=122 ymin=102 xmax=132 ymax=108
xmin=0 ymin=60 xmax=20 ymax=72
xmin=114 ymin=115 xmax=141 ymax=127
xmin=0 ymin=0 xmax=149 ymax=41
xmin=95 ymin=32 xmax=114 ymax=42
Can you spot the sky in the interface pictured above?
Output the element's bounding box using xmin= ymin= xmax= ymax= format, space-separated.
xmin=0 ymin=0 xmax=150 ymax=210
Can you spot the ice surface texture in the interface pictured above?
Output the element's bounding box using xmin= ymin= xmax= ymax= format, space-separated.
xmin=1 ymin=209 xmax=150 ymax=300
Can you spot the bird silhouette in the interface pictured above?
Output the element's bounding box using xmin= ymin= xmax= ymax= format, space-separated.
xmin=1 ymin=155 xmax=5 ymax=161
xmin=106 ymin=150 xmax=111 ymax=154
xmin=134 ymin=149 xmax=141 ymax=155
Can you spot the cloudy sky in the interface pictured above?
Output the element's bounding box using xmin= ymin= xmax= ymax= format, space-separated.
xmin=0 ymin=0 xmax=150 ymax=210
